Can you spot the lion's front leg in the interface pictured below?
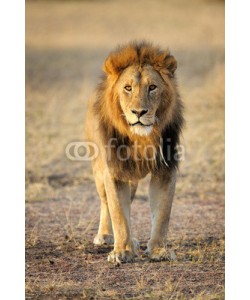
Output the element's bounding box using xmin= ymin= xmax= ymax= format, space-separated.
xmin=147 ymin=170 xmax=176 ymax=261
xmin=104 ymin=171 xmax=137 ymax=264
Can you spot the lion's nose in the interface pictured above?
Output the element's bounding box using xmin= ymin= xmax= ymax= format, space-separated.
xmin=131 ymin=109 xmax=148 ymax=118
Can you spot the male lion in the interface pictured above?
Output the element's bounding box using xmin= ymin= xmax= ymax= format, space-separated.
xmin=85 ymin=41 xmax=184 ymax=264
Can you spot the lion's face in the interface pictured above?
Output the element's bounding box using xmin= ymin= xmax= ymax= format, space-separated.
xmin=115 ymin=65 xmax=167 ymax=136
xmin=102 ymin=42 xmax=178 ymax=138
xmin=116 ymin=65 xmax=175 ymax=136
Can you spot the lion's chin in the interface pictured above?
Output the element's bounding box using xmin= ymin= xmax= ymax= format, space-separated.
xmin=130 ymin=124 xmax=153 ymax=136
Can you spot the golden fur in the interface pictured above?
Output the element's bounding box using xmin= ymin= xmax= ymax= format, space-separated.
xmin=85 ymin=41 xmax=184 ymax=263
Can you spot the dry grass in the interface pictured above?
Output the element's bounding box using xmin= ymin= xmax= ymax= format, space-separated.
xmin=26 ymin=0 xmax=224 ymax=298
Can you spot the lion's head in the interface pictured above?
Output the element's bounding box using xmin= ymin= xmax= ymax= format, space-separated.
xmin=93 ymin=42 xmax=183 ymax=175
xmin=100 ymin=41 xmax=179 ymax=139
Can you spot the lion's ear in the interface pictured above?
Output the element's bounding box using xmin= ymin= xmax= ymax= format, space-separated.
xmin=164 ymin=54 xmax=177 ymax=77
xmin=155 ymin=51 xmax=177 ymax=78
xmin=103 ymin=56 xmax=114 ymax=75
xmin=103 ymin=56 xmax=121 ymax=77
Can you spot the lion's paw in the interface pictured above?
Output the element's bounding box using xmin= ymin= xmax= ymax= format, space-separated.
xmin=93 ymin=234 xmax=114 ymax=245
xmin=107 ymin=250 xmax=135 ymax=265
xmin=147 ymin=247 xmax=170 ymax=262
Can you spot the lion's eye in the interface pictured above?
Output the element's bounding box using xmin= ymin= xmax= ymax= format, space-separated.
xmin=124 ymin=85 xmax=132 ymax=92
xmin=149 ymin=84 xmax=157 ymax=91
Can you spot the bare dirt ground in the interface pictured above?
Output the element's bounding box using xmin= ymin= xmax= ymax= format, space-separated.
xmin=26 ymin=0 xmax=225 ymax=298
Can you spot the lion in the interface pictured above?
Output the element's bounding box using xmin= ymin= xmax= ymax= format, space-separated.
xmin=85 ymin=41 xmax=184 ymax=264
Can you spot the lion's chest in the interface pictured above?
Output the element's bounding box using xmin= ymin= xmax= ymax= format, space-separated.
xmin=106 ymin=145 xmax=160 ymax=181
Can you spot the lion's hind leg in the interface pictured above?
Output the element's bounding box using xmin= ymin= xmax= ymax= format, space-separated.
xmin=93 ymin=170 xmax=114 ymax=245
xmin=129 ymin=181 xmax=138 ymax=202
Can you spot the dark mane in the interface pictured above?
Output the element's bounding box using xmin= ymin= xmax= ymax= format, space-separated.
xmin=160 ymin=107 xmax=184 ymax=170
xmin=93 ymin=41 xmax=184 ymax=179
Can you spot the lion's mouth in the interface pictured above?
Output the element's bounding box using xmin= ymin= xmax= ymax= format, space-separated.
xmin=129 ymin=121 xmax=153 ymax=127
